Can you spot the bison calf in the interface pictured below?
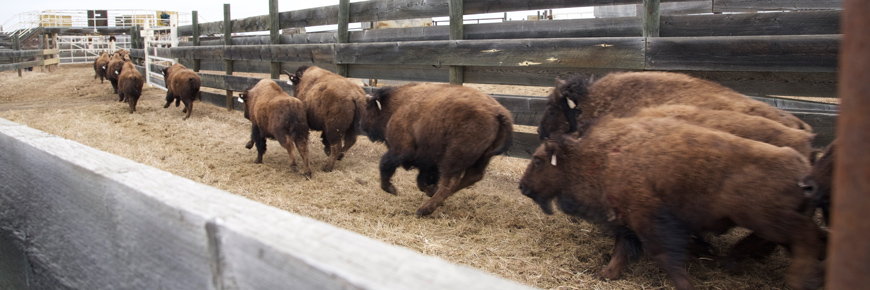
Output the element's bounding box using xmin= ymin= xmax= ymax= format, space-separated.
xmin=117 ymin=61 xmax=144 ymax=113
xmin=162 ymin=63 xmax=202 ymax=120
xmin=240 ymin=79 xmax=312 ymax=178
xmin=93 ymin=52 xmax=110 ymax=83
xmin=286 ymin=66 xmax=364 ymax=172
xmin=361 ymin=83 xmax=513 ymax=216
xmin=538 ymin=72 xmax=812 ymax=140
xmin=519 ymin=116 xmax=823 ymax=290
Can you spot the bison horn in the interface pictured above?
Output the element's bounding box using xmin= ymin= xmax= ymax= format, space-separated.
xmin=376 ymin=100 xmax=382 ymax=110
xmin=566 ymin=98 xmax=576 ymax=109
xmin=550 ymin=154 xmax=557 ymax=166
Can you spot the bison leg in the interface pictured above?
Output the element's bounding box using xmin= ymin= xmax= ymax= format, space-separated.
xmin=128 ymin=97 xmax=137 ymax=114
xmin=251 ymin=125 xmax=267 ymax=164
xmin=635 ymin=210 xmax=694 ymax=290
xmin=597 ymin=226 xmax=643 ymax=280
xmin=110 ymin=79 xmax=119 ymax=94
xmin=416 ymin=167 xmax=439 ymax=197
xmin=182 ymin=99 xmax=193 ymax=120
xmin=736 ymin=211 xmax=823 ymax=290
xmin=416 ymin=173 xmax=463 ymax=216
xmin=320 ymin=132 xmax=331 ymax=156
xmin=455 ymin=155 xmax=494 ymax=192
xmin=338 ymin=129 xmax=358 ymax=161
xmin=277 ymin=134 xmax=299 ymax=172
xmin=163 ymin=91 xmax=175 ymax=108
xmin=245 ymin=139 xmax=255 ymax=149
xmin=322 ymin=143 xmax=342 ymax=172
xmin=378 ymin=152 xmax=402 ymax=195
xmin=294 ymin=136 xmax=312 ymax=179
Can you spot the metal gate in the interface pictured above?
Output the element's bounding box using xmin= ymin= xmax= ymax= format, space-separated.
xmin=141 ymin=14 xmax=177 ymax=91
xmin=57 ymin=35 xmax=131 ymax=64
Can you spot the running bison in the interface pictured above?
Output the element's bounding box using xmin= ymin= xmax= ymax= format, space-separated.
xmin=117 ymin=61 xmax=144 ymax=113
xmin=519 ymin=116 xmax=823 ymax=290
xmin=162 ymin=63 xmax=202 ymax=120
xmin=361 ymin=83 xmax=513 ymax=216
xmin=240 ymin=79 xmax=312 ymax=178
xmin=93 ymin=52 xmax=110 ymax=83
xmin=105 ymin=51 xmax=129 ymax=94
xmin=538 ymin=72 xmax=812 ymax=140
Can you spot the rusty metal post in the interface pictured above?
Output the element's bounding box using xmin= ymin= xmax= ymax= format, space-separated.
xmin=827 ymin=0 xmax=870 ymax=288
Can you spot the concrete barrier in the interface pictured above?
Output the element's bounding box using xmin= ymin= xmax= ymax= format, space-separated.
xmin=0 ymin=118 xmax=536 ymax=290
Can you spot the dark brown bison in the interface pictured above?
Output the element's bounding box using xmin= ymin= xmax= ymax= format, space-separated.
xmin=286 ymin=66 xmax=364 ymax=172
xmin=802 ymin=139 xmax=836 ymax=224
xmin=361 ymin=83 xmax=513 ymax=216
xmin=93 ymin=52 xmax=110 ymax=83
xmin=239 ymin=79 xmax=312 ymax=178
xmin=117 ymin=61 xmax=144 ymax=114
xmin=538 ymin=72 xmax=812 ymax=140
xmin=634 ymin=104 xmax=815 ymax=157
xmin=162 ymin=63 xmax=202 ymax=120
xmin=519 ymin=116 xmax=823 ymax=290
xmin=105 ymin=52 xmax=129 ymax=94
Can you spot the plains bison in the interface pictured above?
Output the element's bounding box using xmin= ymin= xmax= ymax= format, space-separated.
xmin=537 ymin=72 xmax=812 ymax=140
xmin=286 ymin=66 xmax=364 ymax=172
xmin=519 ymin=116 xmax=823 ymax=290
xmin=105 ymin=52 xmax=129 ymax=94
xmin=93 ymin=52 xmax=110 ymax=83
xmin=162 ymin=63 xmax=202 ymax=120
xmin=361 ymin=83 xmax=513 ymax=216
xmin=240 ymin=79 xmax=312 ymax=177
xmin=117 ymin=61 xmax=144 ymax=114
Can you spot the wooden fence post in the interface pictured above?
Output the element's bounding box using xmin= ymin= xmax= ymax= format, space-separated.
xmin=192 ymin=11 xmax=200 ymax=72
xmin=336 ymin=0 xmax=350 ymax=77
xmin=224 ymin=4 xmax=234 ymax=111
xmin=449 ymin=0 xmax=464 ymax=85
xmin=269 ymin=0 xmax=281 ymax=79
xmin=828 ymin=0 xmax=870 ymax=288
xmin=643 ymin=0 xmax=660 ymax=38
xmin=13 ymin=31 xmax=21 ymax=77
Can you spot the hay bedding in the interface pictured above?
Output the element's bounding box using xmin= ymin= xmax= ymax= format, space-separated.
xmin=0 ymin=65 xmax=794 ymax=289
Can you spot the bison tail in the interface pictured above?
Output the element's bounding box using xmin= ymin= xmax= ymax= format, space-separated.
xmin=492 ymin=113 xmax=513 ymax=156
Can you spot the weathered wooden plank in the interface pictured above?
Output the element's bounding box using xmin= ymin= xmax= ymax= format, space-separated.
xmin=0 ymin=60 xmax=43 ymax=72
xmin=42 ymin=27 xmax=132 ymax=36
xmin=347 ymin=64 xmax=449 ymax=82
xmin=643 ymin=0 xmax=661 ymax=37
xmin=193 ymin=10 xmax=201 ymax=72
xmin=42 ymin=58 xmax=60 ymax=66
xmin=0 ymin=50 xmax=42 ymax=58
xmin=197 ymin=72 xmax=294 ymax=93
xmin=662 ymin=10 xmax=840 ymax=37
xmin=270 ymin=0 xmax=281 ymax=79
xmin=646 ymin=35 xmax=840 ymax=72
xmin=713 ymin=0 xmax=842 ymax=12
xmin=336 ymin=38 xmax=646 ymax=69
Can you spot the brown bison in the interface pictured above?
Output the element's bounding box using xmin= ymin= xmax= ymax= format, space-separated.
xmin=117 ymin=61 xmax=144 ymax=114
xmin=802 ymin=139 xmax=836 ymax=224
xmin=105 ymin=52 xmax=129 ymax=94
xmin=286 ymin=66 xmax=364 ymax=172
xmin=93 ymin=52 xmax=110 ymax=83
xmin=633 ymin=104 xmax=815 ymax=157
xmin=162 ymin=63 xmax=202 ymax=120
xmin=240 ymin=79 xmax=312 ymax=178
xmin=361 ymin=83 xmax=514 ymax=216
xmin=519 ymin=116 xmax=823 ymax=290
xmin=538 ymin=72 xmax=812 ymax=139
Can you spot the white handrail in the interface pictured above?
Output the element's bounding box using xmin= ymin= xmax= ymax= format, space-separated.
xmin=143 ymin=13 xmax=178 ymax=92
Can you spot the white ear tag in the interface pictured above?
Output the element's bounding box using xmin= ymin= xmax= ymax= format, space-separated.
xmin=550 ymin=154 xmax=557 ymax=166
xmin=102 ymin=65 xmax=106 ymax=69
xmin=237 ymin=98 xmax=244 ymax=103
xmin=115 ymin=71 xmax=119 ymax=75
xmin=287 ymin=81 xmax=292 ymax=85
xmin=376 ymin=100 xmax=382 ymax=110
xmin=566 ymin=98 xmax=576 ymax=109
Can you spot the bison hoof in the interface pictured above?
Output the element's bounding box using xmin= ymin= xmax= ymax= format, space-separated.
xmin=322 ymin=165 xmax=334 ymax=172
xmin=245 ymin=141 xmax=254 ymax=149
xmin=301 ymin=171 xmax=312 ymax=179
xmin=163 ymin=103 xmax=171 ymax=109
xmin=595 ymin=268 xmax=621 ymax=281
xmin=415 ymin=206 xmax=435 ymax=217
xmin=382 ymin=184 xmax=397 ymax=195
xmin=337 ymin=152 xmax=345 ymax=161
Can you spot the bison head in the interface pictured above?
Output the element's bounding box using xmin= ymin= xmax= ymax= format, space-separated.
xmin=800 ymin=140 xmax=835 ymax=224
xmin=519 ymin=138 xmax=570 ymax=215
xmin=538 ymin=76 xmax=591 ymax=140
xmin=360 ymin=87 xmax=395 ymax=143
xmin=238 ymin=91 xmax=251 ymax=120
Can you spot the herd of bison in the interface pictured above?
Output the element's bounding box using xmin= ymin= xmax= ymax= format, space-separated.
xmin=77 ymin=48 xmax=840 ymax=290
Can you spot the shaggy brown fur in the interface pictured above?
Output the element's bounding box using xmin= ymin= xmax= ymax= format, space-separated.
xmin=117 ymin=61 xmax=144 ymax=114
xmin=634 ymin=104 xmax=815 ymax=157
xmin=361 ymin=83 xmax=514 ymax=216
xmin=538 ymin=72 xmax=812 ymax=139
xmin=105 ymin=52 xmax=129 ymax=94
xmin=802 ymin=139 xmax=836 ymax=224
xmin=519 ymin=116 xmax=823 ymax=290
xmin=287 ymin=66 xmax=365 ymax=172
xmin=93 ymin=52 xmax=110 ymax=83
xmin=240 ymin=79 xmax=311 ymax=177
xmin=162 ymin=63 xmax=202 ymax=120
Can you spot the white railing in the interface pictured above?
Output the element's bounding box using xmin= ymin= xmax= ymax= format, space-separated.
xmin=57 ymin=35 xmax=131 ymax=64
xmin=142 ymin=14 xmax=178 ymax=91
xmin=1 ymin=9 xmax=194 ymax=34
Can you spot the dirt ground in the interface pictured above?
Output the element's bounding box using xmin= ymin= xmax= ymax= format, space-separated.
xmin=1 ymin=64 xmax=802 ymax=289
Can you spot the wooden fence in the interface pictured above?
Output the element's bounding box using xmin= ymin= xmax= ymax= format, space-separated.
xmin=0 ymin=31 xmax=60 ymax=74
xmin=130 ymin=0 xmax=841 ymax=154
